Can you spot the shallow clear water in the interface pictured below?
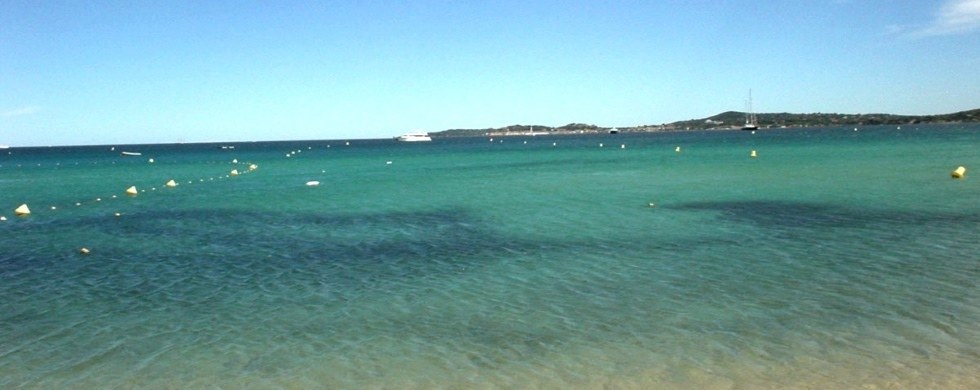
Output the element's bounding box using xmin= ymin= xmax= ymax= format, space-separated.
xmin=1 ymin=125 xmax=978 ymax=388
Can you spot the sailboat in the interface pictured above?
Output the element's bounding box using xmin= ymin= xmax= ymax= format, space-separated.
xmin=741 ymin=89 xmax=759 ymax=131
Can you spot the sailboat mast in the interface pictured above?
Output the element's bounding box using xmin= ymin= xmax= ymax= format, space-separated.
xmin=742 ymin=89 xmax=759 ymax=130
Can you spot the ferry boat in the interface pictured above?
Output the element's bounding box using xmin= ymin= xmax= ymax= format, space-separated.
xmin=396 ymin=132 xmax=432 ymax=142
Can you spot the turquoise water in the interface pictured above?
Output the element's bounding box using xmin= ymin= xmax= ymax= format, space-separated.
xmin=1 ymin=125 xmax=978 ymax=388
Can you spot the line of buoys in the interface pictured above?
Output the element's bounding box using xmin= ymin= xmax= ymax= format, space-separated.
xmin=3 ymin=157 xmax=262 ymax=225
xmin=951 ymin=166 xmax=966 ymax=179
xmin=14 ymin=204 xmax=30 ymax=216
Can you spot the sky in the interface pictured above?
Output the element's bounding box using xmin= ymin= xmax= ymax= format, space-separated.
xmin=2 ymin=0 xmax=979 ymax=146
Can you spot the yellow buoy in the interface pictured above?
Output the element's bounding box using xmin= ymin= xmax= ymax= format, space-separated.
xmin=750 ymin=150 xmax=757 ymax=158
xmin=230 ymin=169 xmax=239 ymax=176
xmin=165 ymin=179 xmax=177 ymax=187
xmin=14 ymin=204 xmax=30 ymax=216
xmin=951 ymin=166 xmax=966 ymax=179
xmin=125 ymin=186 xmax=138 ymax=196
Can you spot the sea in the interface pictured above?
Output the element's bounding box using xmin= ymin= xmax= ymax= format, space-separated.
xmin=1 ymin=125 xmax=978 ymax=389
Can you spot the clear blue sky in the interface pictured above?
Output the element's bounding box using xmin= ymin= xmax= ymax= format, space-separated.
xmin=2 ymin=0 xmax=979 ymax=146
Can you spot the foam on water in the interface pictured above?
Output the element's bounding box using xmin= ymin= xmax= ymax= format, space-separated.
xmin=1 ymin=126 xmax=979 ymax=388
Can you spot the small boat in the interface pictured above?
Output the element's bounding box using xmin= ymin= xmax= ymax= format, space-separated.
xmin=741 ymin=89 xmax=759 ymax=131
xmin=396 ymin=132 xmax=432 ymax=142
xmin=120 ymin=151 xmax=142 ymax=156
xmin=0 ymin=145 xmax=9 ymax=149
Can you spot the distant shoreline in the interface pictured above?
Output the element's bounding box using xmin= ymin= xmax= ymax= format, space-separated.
xmin=431 ymin=108 xmax=980 ymax=137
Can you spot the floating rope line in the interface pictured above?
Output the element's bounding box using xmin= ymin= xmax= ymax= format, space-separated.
xmin=3 ymin=157 xmax=260 ymax=221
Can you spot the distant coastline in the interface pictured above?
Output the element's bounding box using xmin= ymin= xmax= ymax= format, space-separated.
xmin=432 ymin=108 xmax=980 ymax=137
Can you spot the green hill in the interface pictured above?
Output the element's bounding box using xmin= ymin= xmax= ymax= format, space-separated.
xmin=431 ymin=108 xmax=980 ymax=137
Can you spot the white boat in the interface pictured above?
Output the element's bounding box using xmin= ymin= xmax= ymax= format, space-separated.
xmin=741 ymin=89 xmax=759 ymax=131
xmin=0 ymin=145 xmax=9 ymax=149
xmin=396 ymin=132 xmax=432 ymax=142
xmin=120 ymin=151 xmax=142 ymax=156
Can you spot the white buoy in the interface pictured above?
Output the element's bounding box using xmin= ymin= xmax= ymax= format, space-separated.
xmin=126 ymin=186 xmax=138 ymax=196
xmin=599 ymin=143 xmax=604 ymax=148
xmin=232 ymin=158 xmax=238 ymax=164
xmin=148 ymin=158 xmax=154 ymax=163
xmin=14 ymin=204 xmax=30 ymax=216
xmin=76 ymin=202 xmax=81 ymax=206
xmin=675 ymin=146 xmax=681 ymax=153
xmin=51 ymin=206 xmax=57 ymax=210
xmin=0 ymin=216 xmax=6 ymax=221
xmin=79 ymin=247 xmax=90 ymax=255
xmin=249 ymin=164 xmax=258 ymax=170
xmin=620 ymin=144 xmax=625 ymax=149
xmin=165 ymin=179 xmax=177 ymax=187
xmin=951 ymin=166 xmax=966 ymax=179
xmin=306 ymin=181 xmax=320 ymax=186
xmin=115 ymin=212 xmax=122 ymax=217
xmin=230 ymin=169 xmax=239 ymax=176
xmin=750 ymin=150 xmax=757 ymax=158
xmin=386 ymin=161 xmax=393 ymax=165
